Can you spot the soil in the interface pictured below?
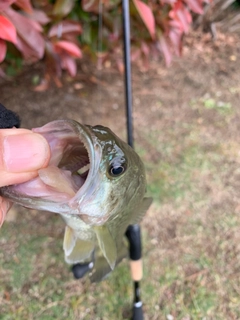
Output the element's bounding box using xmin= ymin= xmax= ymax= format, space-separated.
xmin=1 ymin=30 xmax=240 ymax=319
xmin=0 ymin=32 xmax=238 ymax=133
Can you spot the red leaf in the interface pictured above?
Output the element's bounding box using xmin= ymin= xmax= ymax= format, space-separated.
xmin=0 ymin=0 xmax=15 ymax=11
xmin=141 ymin=41 xmax=150 ymax=56
xmin=29 ymin=19 xmax=43 ymax=32
xmin=131 ymin=47 xmax=141 ymax=62
xmin=54 ymin=41 xmax=82 ymax=58
xmin=60 ymin=54 xmax=77 ymax=76
xmin=4 ymin=7 xmax=45 ymax=60
xmin=176 ymin=7 xmax=192 ymax=33
xmin=185 ymin=0 xmax=203 ymax=14
xmin=161 ymin=0 xmax=175 ymax=4
xmin=34 ymin=78 xmax=50 ymax=92
xmin=184 ymin=6 xmax=192 ymax=24
xmin=116 ymin=59 xmax=124 ymax=74
xmin=48 ymin=21 xmax=82 ymax=38
xmin=158 ymin=35 xmax=172 ymax=66
xmin=45 ymin=42 xmax=62 ymax=77
xmin=169 ymin=19 xmax=183 ymax=30
xmin=15 ymin=0 xmax=33 ymax=14
xmin=53 ymin=0 xmax=75 ymax=18
xmin=0 ymin=15 xmax=17 ymax=44
xmin=0 ymin=39 xmax=7 ymax=63
xmin=15 ymin=35 xmax=40 ymax=61
xmin=132 ymin=0 xmax=155 ymax=39
xmin=81 ymin=0 xmax=99 ymax=13
xmin=169 ymin=28 xmax=182 ymax=55
xmin=28 ymin=9 xmax=51 ymax=25
xmin=0 ymin=66 xmax=6 ymax=78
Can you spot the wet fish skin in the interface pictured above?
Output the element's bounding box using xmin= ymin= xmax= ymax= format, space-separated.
xmin=1 ymin=120 xmax=151 ymax=281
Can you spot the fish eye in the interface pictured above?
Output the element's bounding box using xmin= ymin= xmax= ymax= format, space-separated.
xmin=109 ymin=165 xmax=125 ymax=177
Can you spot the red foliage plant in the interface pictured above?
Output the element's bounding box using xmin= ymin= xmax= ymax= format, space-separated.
xmin=78 ymin=0 xmax=212 ymax=70
xmin=0 ymin=0 xmax=211 ymax=83
xmin=122 ymin=0 xmax=212 ymax=67
xmin=0 ymin=0 xmax=82 ymax=86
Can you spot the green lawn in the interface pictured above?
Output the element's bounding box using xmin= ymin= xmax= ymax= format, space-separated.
xmin=1 ymin=93 xmax=240 ymax=319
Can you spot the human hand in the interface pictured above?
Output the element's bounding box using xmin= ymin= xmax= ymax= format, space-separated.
xmin=0 ymin=128 xmax=50 ymax=226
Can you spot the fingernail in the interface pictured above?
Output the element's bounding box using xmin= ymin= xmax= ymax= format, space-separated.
xmin=4 ymin=133 xmax=50 ymax=173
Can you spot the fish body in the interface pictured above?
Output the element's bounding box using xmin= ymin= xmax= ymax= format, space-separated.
xmin=1 ymin=120 xmax=151 ymax=281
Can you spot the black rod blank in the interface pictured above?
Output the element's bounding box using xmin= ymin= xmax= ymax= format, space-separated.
xmin=122 ymin=0 xmax=134 ymax=148
xmin=121 ymin=0 xmax=144 ymax=319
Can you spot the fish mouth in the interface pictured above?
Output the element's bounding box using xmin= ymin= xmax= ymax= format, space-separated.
xmin=1 ymin=120 xmax=101 ymax=214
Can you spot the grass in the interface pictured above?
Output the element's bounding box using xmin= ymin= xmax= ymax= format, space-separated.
xmin=1 ymin=93 xmax=240 ymax=319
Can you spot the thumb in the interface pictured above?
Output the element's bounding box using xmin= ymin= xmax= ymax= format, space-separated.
xmin=0 ymin=128 xmax=50 ymax=187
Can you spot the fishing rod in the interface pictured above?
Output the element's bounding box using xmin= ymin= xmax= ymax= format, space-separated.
xmin=122 ymin=0 xmax=134 ymax=149
xmin=122 ymin=0 xmax=144 ymax=319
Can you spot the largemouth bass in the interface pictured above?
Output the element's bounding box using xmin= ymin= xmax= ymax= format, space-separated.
xmin=1 ymin=120 xmax=151 ymax=281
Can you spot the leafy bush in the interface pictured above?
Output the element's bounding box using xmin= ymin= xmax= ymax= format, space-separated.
xmin=193 ymin=0 xmax=240 ymax=35
xmin=0 ymin=0 xmax=211 ymax=83
xmin=0 ymin=0 xmax=82 ymax=86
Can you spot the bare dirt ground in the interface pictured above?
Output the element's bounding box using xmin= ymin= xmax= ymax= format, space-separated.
xmin=1 ymin=31 xmax=240 ymax=319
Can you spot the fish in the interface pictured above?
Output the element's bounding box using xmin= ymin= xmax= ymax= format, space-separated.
xmin=1 ymin=120 xmax=152 ymax=281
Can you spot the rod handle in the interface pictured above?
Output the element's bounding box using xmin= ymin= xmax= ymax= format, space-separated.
xmin=125 ymin=224 xmax=141 ymax=260
xmin=132 ymin=302 xmax=144 ymax=320
xmin=130 ymin=259 xmax=142 ymax=281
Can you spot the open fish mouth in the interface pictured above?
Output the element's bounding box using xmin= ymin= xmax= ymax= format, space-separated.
xmin=1 ymin=120 xmax=102 ymax=214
